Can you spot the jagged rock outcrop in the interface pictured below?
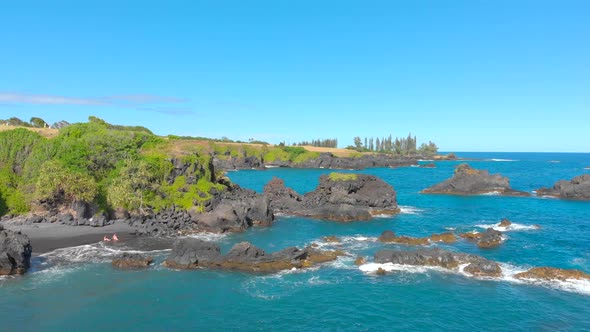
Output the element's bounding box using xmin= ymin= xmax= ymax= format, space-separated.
xmin=111 ymin=253 xmax=153 ymax=269
xmin=0 ymin=225 xmax=32 ymax=275
xmin=514 ymin=267 xmax=590 ymax=281
xmin=263 ymin=173 xmax=398 ymax=222
xmin=374 ymin=248 xmax=502 ymax=277
xmin=263 ymin=178 xmax=303 ymax=213
xmin=164 ymin=238 xmax=344 ymax=273
xmin=422 ymin=164 xmax=530 ymax=196
xmin=535 ymin=174 xmax=590 ymax=200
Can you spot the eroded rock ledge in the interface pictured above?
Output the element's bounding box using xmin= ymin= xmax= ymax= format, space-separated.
xmin=421 ymin=164 xmax=530 ymax=196
xmin=163 ymin=238 xmax=344 ymax=273
xmin=374 ymin=248 xmax=502 ymax=277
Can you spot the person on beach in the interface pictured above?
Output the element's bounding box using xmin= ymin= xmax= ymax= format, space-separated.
xmin=112 ymin=233 xmax=119 ymax=241
xmin=103 ymin=236 xmax=111 ymax=242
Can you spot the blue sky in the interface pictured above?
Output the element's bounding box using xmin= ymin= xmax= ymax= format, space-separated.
xmin=1 ymin=1 xmax=589 ymax=152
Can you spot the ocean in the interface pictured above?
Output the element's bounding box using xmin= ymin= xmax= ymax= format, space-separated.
xmin=1 ymin=152 xmax=590 ymax=331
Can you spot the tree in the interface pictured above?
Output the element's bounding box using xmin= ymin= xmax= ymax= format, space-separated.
xmin=35 ymin=160 xmax=98 ymax=205
xmin=353 ymin=136 xmax=362 ymax=150
xmin=108 ymin=158 xmax=158 ymax=211
xmin=30 ymin=117 xmax=48 ymax=128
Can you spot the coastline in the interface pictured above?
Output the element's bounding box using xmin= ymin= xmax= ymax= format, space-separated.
xmin=4 ymin=222 xmax=144 ymax=254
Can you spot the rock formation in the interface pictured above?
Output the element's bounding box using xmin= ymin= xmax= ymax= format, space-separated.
xmin=422 ymin=164 xmax=530 ymax=196
xmin=0 ymin=225 xmax=32 ymax=275
xmin=112 ymin=253 xmax=154 ymax=269
xmin=374 ymin=248 xmax=502 ymax=277
xmin=378 ymin=230 xmax=456 ymax=245
xmin=535 ymin=174 xmax=590 ymax=200
xmin=264 ymin=173 xmax=399 ymax=222
xmin=459 ymin=228 xmax=504 ymax=248
xmin=164 ymin=238 xmax=344 ymax=273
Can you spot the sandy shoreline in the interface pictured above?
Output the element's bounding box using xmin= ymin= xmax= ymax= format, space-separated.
xmin=3 ymin=222 xmax=161 ymax=254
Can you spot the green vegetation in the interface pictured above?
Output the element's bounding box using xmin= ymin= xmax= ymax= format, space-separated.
xmin=0 ymin=116 xmax=226 ymax=217
xmin=328 ymin=172 xmax=358 ymax=181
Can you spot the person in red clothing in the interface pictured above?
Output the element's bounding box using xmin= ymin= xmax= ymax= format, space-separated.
xmin=112 ymin=233 xmax=119 ymax=241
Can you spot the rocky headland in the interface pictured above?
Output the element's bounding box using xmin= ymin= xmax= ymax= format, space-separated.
xmin=214 ymin=152 xmax=420 ymax=171
xmin=535 ymin=174 xmax=590 ymax=200
xmin=163 ymin=238 xmax=344 ymax=273
xmin=421 ymin=163 xmax=530 ymax=196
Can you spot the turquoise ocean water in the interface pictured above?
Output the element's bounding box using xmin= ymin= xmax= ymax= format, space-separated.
xmin=1 ymin=152 xmax=590 ymax=331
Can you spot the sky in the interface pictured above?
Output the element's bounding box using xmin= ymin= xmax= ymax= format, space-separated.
xmin=1 ymin=0 xmax=589 ymax=152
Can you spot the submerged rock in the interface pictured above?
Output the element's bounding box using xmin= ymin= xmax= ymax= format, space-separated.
xmin=536 ymin=174 xmax=590 ymax=200
xmin=421 ymin=164 xmax=530 ymax=196
xmin=498 ymin=218 xmax=512 ymax=227
xmin=354 ymin=256 xmax=367 ymax=266
xmin=164 ymin=238 xmax=344 ymax=273
xmin=0 ymin=226 xmax=32 ymax=275
xmin=514 ymin=267 xmax=590 ymax=281
xmin=460 ymin=228 xmax=504 ymax=248
xmin=477 ymin=228 xmax=503 ymax=248
xmin=429 ymin=232 xmax=457 ymax=243
xmin=112 ymin=253 xmax=154 ymax=269
xmin=323 ymin=236 xmax=340 ymax=243
xmin=378 ymin=230 xmax=456 ymax=245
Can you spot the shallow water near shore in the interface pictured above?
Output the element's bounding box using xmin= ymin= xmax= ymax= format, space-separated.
xmin=2 ymin=152 xmax=590 ymax=331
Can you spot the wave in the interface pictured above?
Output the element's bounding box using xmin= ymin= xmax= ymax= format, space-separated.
xmin=311 ymin=235 xmax=377 ymax=251
xmin=399 ymin=206 xmax=424 ymax=215
xmin=40 ymin=242 xmax=170 ymax=264
xmin=184 ymin=232 xmax=228 ymax=242
xmin=480 ymin=191 xmax=501 ymax=196
xmin=358 ymin=262 xmax=590 ymax=295
xmin=548 ymin=160 xmax=560 ymax=163
xmin=488 ymin=159 xmax=519 ymax=162
xmin=475 ymin=222 xmax=540 ymax=232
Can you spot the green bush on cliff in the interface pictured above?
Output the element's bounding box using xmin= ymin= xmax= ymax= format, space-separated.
xmin=328 ymin=172 xmax=358 ymax=181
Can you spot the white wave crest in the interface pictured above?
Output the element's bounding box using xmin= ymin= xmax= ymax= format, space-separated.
xmin=488 ymin=159 xmax=518 ymax=162
xmin=359 ymin=261 xmax=590 ymax=295
xmin=184 ymin=232 xmax=228 ymax=242
xmin=312 ymin=235 xmax=377 ymax=251
xmin=40 ymin=242 xmax=170 ymax=264
xmin=480 ymin=191 xmax=501 ymax=196
xmin=399 ymin=206 xmax=424 ymax=215
xmin=475 ymin=222 xmax=541 ymax=232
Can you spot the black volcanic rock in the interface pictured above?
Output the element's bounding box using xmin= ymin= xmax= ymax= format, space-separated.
xmin=421 ymin=164 xmax=530 ymax=196
xmin=0 ymin=226 xmax=32 ymax=275
xmin=536 ymin=174 xmax=590 ymax=200
xmin=263 ymin=173 xmax=399 ymax=222
xmin=112 ymin=253 xmax=153 ymax=269
xmin=374 ymin=248 xmax=502 ymax=277
xmin=164 ymin=238 xmax=343 ymax=273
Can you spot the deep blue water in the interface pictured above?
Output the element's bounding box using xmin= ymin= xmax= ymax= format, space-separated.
xmin=1 ymin=152 xmax=590 ymax=331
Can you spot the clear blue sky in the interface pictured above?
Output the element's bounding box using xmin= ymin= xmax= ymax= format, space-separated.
xmin=1 ymin=0 xmax=589 ymax=152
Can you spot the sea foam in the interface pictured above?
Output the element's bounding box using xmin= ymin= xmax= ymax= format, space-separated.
xmin=475 ymin=221 xmax=540 ymax=232
xmin=399 ymin=206 xmax=424 ymax=215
